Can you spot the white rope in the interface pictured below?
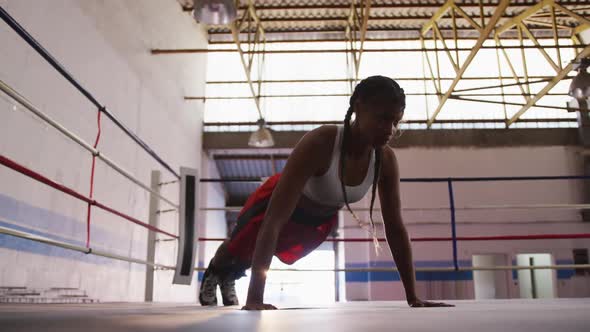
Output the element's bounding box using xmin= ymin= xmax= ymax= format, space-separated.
xmin=0 ymin=225 xmax=174 ymax=270
xmin=193 ymin=265 xmax=590 ymax=272
xmin=202 ymin=203 xmax=590 ymax=212
xmin=3 ymin=225 xmax=586 ymax=274
xmin=460 ymin=203 xmax=590 ymax=210
xmin=200 ymin=207 xmax=449 ymax=212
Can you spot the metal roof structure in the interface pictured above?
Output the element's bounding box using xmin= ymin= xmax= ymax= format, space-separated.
xmin=213 ymin=154 xmax=287 ymax=204
xmin=171 ymin=1 xmax=590 ymax=205
xmin=179 ymin=0 xmax=590 ymax=43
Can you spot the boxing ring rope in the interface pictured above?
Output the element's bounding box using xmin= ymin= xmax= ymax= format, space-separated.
xmin=2 ymin=224 xmax=588 ymax=274
xmin=0 ymin=142 xmax=180 ymax=271
xmin=1 ymin=6 xmax=184 ymax=251
xmin=200 ymin=175 xmax=590 ymax=183
xmin=0 ymin=154 xmax=178 ymax=239
xmin=201 ymin=175 xmax=590 ymax=271
xmin=0 ymin=5 xmax=588 ymax=282
xmin=3 ymin=148 xmax=588 ymax=275
xmin=1 ymin=87 xmax=589 ymax=278
xmin=202 ymin=204 xmax=590 ymax=211
xmin=0 ymin=6 xmax=179 ymax=179
xmin=197 ymin=234 xmax=590 ymax=243
xmin=0 ymin=7 xmax=192 ymax=277
xmin=0 ymin=75 xmax=182 ymax=271
xmin=193 ymin=265 xmax=590 ymax=273
xmin=0 ymin=80 xmax=179 ymax=210
xmin=0 ymin=225 xmax=174 ymax=270
xmin=1 ymin=154 xmax=589 ymax=273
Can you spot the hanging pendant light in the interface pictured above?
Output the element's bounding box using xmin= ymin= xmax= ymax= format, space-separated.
xmin=193 ymin=0 xmax=237 ymax=25
xmin=248 ymin=118 xmax=274 ymax=148
xmin=567 ymin=58 xmax=590 ymax=112
xmin=569 ymin=60 xmax=590 ymax=100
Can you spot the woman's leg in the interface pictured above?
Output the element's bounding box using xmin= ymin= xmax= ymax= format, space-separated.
xmin=213 ymin=241 xmax=250 ymax=306
xmin=200 ymin=174 xmax=279 ymax=306
xmin=200 ymin=240 xmax=253 ymax=306
xmin=209 ymin=240 xmax=235 ymax=268
xmin=208 ymin=240 xmax=251 ymax=277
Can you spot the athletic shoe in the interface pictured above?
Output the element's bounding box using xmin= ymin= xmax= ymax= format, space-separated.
xmin=220 ymin=278 xmax=239 ymax=306
xmin=199 ymin=268 xmax=219 ymax=306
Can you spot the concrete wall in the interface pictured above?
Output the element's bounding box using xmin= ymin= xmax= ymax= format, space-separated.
xmin=344 ymin=145 xmax=590 ymax=301
xmin=0 ymin=0 xmax=207 ymax=302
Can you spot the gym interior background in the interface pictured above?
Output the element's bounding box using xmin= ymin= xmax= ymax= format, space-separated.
xmin=1 ymin=0 xmax=589 ymax=305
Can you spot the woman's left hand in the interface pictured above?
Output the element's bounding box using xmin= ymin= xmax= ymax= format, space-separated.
xmin=407 ymin=298 xmax=454 ymax=308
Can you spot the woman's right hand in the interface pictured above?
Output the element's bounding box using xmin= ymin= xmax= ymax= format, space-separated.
xmin=241 ymin=302 xmax=278 ymax=310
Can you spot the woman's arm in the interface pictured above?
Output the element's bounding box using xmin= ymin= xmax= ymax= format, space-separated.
xmin=378 ymin=147 xmax=453 ymax=307
xmin=377 ymin=147 xmax=417 ymax=303
xmin=243 ymin=126 xmax=334 ymax=310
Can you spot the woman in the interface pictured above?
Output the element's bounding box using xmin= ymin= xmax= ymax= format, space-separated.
xmin=199 ymin=75 xmax=453 ymax=310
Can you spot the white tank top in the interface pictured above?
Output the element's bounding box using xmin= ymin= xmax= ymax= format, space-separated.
xmin=302 ymin=125 xmax=375 ymax=207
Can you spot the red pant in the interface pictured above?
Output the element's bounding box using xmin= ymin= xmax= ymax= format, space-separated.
xmin=227 ymin=173 xmax=338 ymax=265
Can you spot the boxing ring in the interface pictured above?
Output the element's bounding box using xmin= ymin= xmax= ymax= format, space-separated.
xmin=1 ymin=299 xmax=590 ymax=332
xmin=1 ymin=5 xmax=590 ymax=332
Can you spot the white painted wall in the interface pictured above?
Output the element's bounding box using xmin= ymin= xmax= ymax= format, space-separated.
xmin=343 ymin=146 xmax=590 ymax=301
xmin=0 ymin=0 xmax=207 ymax=302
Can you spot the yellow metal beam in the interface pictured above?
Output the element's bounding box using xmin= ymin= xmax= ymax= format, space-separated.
xmin=494 ymin=46 xmax=509 ymax=124
xmin=550 ymin=5 xmax=563 ymax=70
xmin=523 ymin=18 xmax=571 ymax=30
xmin=421 ymin=37 xmax=441 ymax=95
xmin=433 ymin=23 xmax=459 ymax=73
xmin=345 ymin=2 xmax=357 ymax=90
xmin=496 ymin=0 xmax=553 ymax=35
xmin=519 ymin=23 xmax=560 ymax=73
xmin=230 ymin=0 xmax=265 ymax=119
xmin=517 ymin=25 xmax=531 ymax=96
xmin=451 ymin=8 xmax=459 ymax=64
xmin=421 ymin=0 xmax=454 ymax=35
xmin=433 ymin=33 xmax=442 ymax=95
xmin=495 ymin=37 xmax=530 ymax=102
xmin=553 ymin=2 xmax=590 ymax=26
xmin=507 ymin=44 xmax=590 ymax=126
xmin=359 ymin=0 xmax=371 ymax=49
xmin=572 ymin=34 xmax=582 ymax=57
xmin=573 ymin=24 xmax=589 ymax=35
xmin=451 ymin=3 xmax=482 ymax=32
xmin=356 ymin=0 xmax=371 ymax=79
xmin=344 ymin=0 xmax=371 ymax=81
xmin=427 ymin=0 xmax=510 ymax=127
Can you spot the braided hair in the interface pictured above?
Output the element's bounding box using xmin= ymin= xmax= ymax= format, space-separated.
xmin=340 ymin=76 xmax=406 ymax=251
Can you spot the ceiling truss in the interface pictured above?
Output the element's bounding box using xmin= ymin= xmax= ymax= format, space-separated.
xmin=170 ymin=0 xmax=590 ymax=128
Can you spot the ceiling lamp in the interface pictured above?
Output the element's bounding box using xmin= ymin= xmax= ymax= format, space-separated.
xmin=569 ymin=58 xmax=590 ymax=100
xmin=567 ymin=58 xmax=590 ymax=112
xmin=248 ymin=118 xmax=274 ymax=148
xmin=193 ymin=0 xmax=237 ymax=25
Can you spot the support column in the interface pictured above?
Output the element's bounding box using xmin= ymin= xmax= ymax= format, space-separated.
xmin=145 ymin=170 xmax=161 ymax=301
xmin=577 ymin=112 xmax=590 ymax=222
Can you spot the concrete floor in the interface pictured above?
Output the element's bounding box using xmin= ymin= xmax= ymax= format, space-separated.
xmin=1 ymin=299 xmax=589 ymax=332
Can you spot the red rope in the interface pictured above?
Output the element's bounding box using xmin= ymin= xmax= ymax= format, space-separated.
xmin=3 ymin=149 xmax=587 ymax=245
xmin=1 ymin=154 xmax=93 ymax=203
xmin=94 ymin=201 xmax=178 ymax=238
xmin=198 ymin=233 xmax=590 ymax=242
xmin=0 ymin=153 xmax=178 ymax=239
xmin=86 ymin=110 xmax=102 ymax=248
